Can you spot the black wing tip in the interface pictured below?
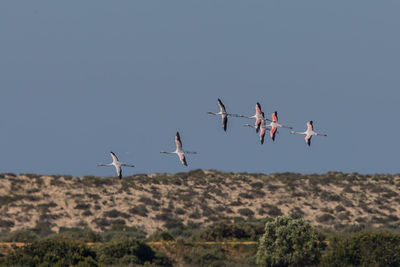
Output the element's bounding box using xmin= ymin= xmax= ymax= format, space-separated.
xmin=309 ymin=120 xmax=313 ymax=125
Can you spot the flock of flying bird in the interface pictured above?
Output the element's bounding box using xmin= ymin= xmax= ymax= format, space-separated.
xmin=97 ymin=99 xmax=327 ymax=179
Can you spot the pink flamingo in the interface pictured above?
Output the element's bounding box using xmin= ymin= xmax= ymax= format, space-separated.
xmin=244 ymin=112 xmax=269 ymax=144
xmin=160 ymin=132 xmax=197 ymax=166
xmin=238 ymin=102 xmax=266 ymax=133
xmin=207 ymin=98 xmax=241 ymax=131
xmin=264 ymin=111 xmax=293 ymax=141
xmin=290 ymin=121 xmax=327 ymax=146
xmin=97 ymin=151 xmax=135 ymax=179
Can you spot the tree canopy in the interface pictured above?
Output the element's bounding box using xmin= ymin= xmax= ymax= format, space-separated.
xmin=256 ymin=216 xmax=326 ymax=266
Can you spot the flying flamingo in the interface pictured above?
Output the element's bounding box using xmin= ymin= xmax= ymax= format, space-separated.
xmin=290 ymin=121 xmax=327 ymax=146
xmin=238 ymin=102 xmax=265 ymax=133
xmin=160 ymin=132 xmax=197 ymax=166
xmin=97 ymin=151 xmax=135 ymax=179
xmin=207 ymin=98 xmax=241 ymax=131
xmin=244 ymin=112 xmax=269 ymax=144
xmin=264 ymin=111 xmax=293 ymax=141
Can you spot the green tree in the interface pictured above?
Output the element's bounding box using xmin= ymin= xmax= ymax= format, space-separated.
xmin=320 ymin=231 xmax=400 ymax=267
xmin=3 ymin=238 xmax=98 ymax=266
xmin=256 ymin=216 xmax=326 ymax=266
xmin=96 ymin=237 xmax=172 ymax=266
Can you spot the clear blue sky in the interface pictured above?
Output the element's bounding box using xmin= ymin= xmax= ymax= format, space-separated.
xmin=1 ymin=1 xmax=399 ymax=176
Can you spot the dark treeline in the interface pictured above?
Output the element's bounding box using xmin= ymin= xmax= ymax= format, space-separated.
xmin=1 ymin=216 xmax=400 ymax=266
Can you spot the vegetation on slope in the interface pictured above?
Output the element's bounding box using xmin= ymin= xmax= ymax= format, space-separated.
xmin=0 ymin=170 xmax=399 ymax=237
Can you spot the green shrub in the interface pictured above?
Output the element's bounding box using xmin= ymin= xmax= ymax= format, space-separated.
xmin=0 ymin=196 xmax=17 ymax=206
xmin=75 ymin=203 xmax=91 ymax=210
xmin=103 ymin=209 xmax=130 ymax=219
xmin=3 ymin=238 xmax=98 ymax=266
xmin=317 ymin=213 xmax=335 ymax=223
xmin=57 ymin=227 xmax=102 ymax=242
xmin=147 ymin=230 xmax=175 ymax=241
xmin=138 ymin=196 xmax=160 ymax=208
xmin=175 ymin=207 xmax=186 ymax=215
xmin=262 ymin=204 xmax=282 ymax=217
xmin=238 ymin=208 xmax=255 ymax=217
xmin=334 ymin=205 xmax=346 ymax=212
xmin=0 ymin=219 xmax=14 ymax=228
xmin=239 ymin=192 xmax=254 ymax=199
xmin=189 ymin=209 xmax=202 ymax=219
xmin=31 ymin=220 xmax=55 ymax=238
xmin=163 ymin=217 xmax=193 ymax=238
xmin=82 ymin=210 xmax=93 ymax=216
xmin=129 ymin=204 xmax=149 ymax=217
xmin=184 ymin=246 xmax=226 ymax=266
xmin=250 ymin=182 xmax=264 ymax=189
xmin=97 ymin=238 xmax=171 ymax=266
xmin=0 ymin=229 xmax=39 ymax=242
xmin=289 ymin=207 xmax=305 ymax=219
xmin=195 ymin=219 xmax=266 ymax=241
xmin=256 ymin=216 xmax=326 ymax=266
xmin=321 ymin=231 xmax=400 ymax=267
xmin=92 ymin=218 xmax=111 ymax=230
xmin=100 ymin=225 xmax=146 ymax=242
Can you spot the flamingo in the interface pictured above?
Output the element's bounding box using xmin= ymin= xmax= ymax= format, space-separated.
xmin=264 ymin=111 xmax=293 ymax=141
xmin=207 ymin=98 xmax=241 ymax=131
xmin=97 ymin=151 xmax=135 ymax=179
xmin=238 ymin=102 xmax=265 ymax=133
xmin=160 ymin=132 xmax=197 ymax=166
xmin=290 ymin=121 xmax=327 ymax=146
xmin=244 ymin=112 xmax=270 ymax=144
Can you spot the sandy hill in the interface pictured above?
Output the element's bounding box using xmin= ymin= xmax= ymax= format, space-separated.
xmin=0 ymin=170 xmax=399 ymax=235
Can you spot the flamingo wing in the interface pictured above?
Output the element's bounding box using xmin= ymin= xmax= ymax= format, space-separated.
xmin=222 ymin=115 xmax=228 ymax=132
xmin=115 ymin=165 xmax=122 ymax=179
xmin=255 ymin=118 xmax=261 ymax=133
xmin=307 ymin=121 xmax=314 ymax=131
xmin=175 ymin=132 xmax=183 ymax=150
xmin=110 ymin=151 xmax=119 ymax=163
xmin=270 ymin=126 xmax=277 ymax=141
xmin=178 ymin=153 xmax=187 ymax=166
xmin=272 ymin=111 xmax=278 ymax=123
xmin=217 ymin=98 xmax=226 ymax=113
xmin=255 ymin=102 xmax=262 ymax=115
xmin=260 ymin=127 xmax=266 ymax=144
xmin=305 ymin=135 xmax=312 ymax=146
